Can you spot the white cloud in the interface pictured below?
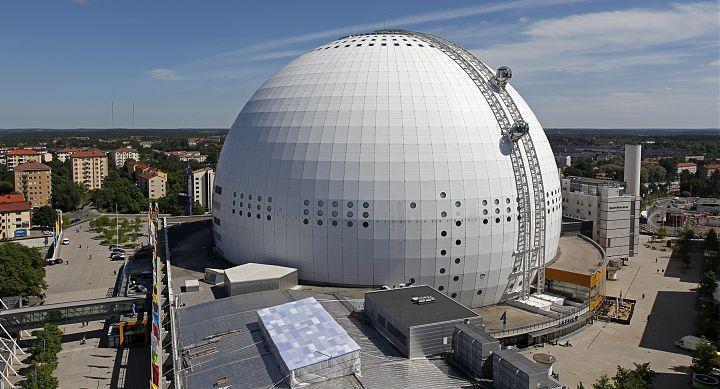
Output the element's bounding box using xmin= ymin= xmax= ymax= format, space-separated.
xmin=474 ymin=2 xmax=719 ymax=73
xmin=71 ymin=0 xmax=89 ymax=4
xmin=150 ymin=0 xmax=585 ymax=81
xmin=148 ymin=69 xmax=186 ymax=81
xmin=710 ymin=60 xmax=720 ymax=67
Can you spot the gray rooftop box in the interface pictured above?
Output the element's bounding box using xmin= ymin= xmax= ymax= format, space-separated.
xmin=493 ymin=349 xmax=562 ymax=389
xmin=223 ymin=263 xmax=297 ymax=296
xmin=364 ymin=285 xmax=482 ymax=358
xmin=451 ymin=323 xmax=500 ymax=379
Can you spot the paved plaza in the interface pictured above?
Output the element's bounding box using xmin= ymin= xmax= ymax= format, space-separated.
xmin=521 ymin=234 xmax=702 ymax=388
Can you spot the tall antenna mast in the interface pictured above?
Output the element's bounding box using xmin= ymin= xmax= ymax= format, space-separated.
xmin=111 ymin=100 xmax=115 ymax=129
xmin=132 ymin=100 xmax=135 ymax=129
xmin=383 ymin=13 xmax=387 ymax=29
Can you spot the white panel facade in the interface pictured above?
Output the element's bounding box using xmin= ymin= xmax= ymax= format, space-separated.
xmin=214 ymin=31 xmax=562 ymax=307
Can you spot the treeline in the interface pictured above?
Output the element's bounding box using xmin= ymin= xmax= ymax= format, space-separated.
xmin=22 ymin=324 xmax=62 ymax=389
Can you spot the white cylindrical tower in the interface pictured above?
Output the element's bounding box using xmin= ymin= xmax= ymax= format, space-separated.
xmin=624 ymin=144 xmax=642 ymax=196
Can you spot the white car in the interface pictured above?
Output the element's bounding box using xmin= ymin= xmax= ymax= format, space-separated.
xmin=61 ymin=238 xmax=70 ymax=245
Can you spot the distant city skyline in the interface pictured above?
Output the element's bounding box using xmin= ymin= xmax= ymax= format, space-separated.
xmin=0 ymin=0 xmax=718 ymax=129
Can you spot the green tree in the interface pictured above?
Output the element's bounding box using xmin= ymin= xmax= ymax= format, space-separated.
xmin=51 ymin=176 xmax=83 ymax=211
xmin=692 ymin=337 xmax=718 ymax=374
xmin=0 ymin=243 xmax=46 ymax=297
xmin=591 ymin=375 xmax=614 ymax=389
xmin=646 ymin=165 xmax=667 ymax=183
xmin=699 ymin=270 xmax=717 ymax=297
xmin=578 ymin=383 xmax=586 ymax=389
xmin=31 ymin=206 xmax=57 ymax=229
xmin=706 ymin=229 xmax=719 ymax=252
xmin=22 ymin=363 xmax=58 ymax=389
xmin=0 ymin=181 xmax=14 ymax=194
xmin=656 ymin=228 xmax=668 ymax=241
xmin=89 ymin=175 xmax=148 ymax=214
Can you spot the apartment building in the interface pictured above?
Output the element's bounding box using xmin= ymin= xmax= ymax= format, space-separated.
xmin=189 ymin=167 xmax=214 ymax=210
xmin=561 ymin=177 xmax=640 ymax=261
xmin=164 ymin=151 xmax=207 ymax=163
xmin=71 ymin=149 xmax=108 ymax=190
xmin=0 ymin=196 xmax=31 ymax=239
xmin=54 ymin=148 xmax=81 ymax=162
xmin=676 ymin=162 xmax=697 ymax=174
xmin=14 ymin=162 xmax=52 ymax=207
xmin=4 ymin=149 xmax=42 ymax=171
xmin=137 ymin=169 xmax=167 ymax=200
xmin=110 ymin=147 xmax=140 ymax=168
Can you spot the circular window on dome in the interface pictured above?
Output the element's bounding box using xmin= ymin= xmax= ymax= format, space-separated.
xmin=483 ymin=219 xmax=488 ymax=224
xmin=249 ymin=194 xmax=253 ymax=200
xmin=441 ymin=231 xmax=447 ymax=237
xmin=233 ymin=192 xmax=237 ymax=198
xmin=455 ymin=239 xmax=462 ymax=245
xmin=347 ymin=202 xmax=354 ymax=208
xmin=256 ymin=205 xmax=261 ymax=210
xmin=239 ymin=211 xmax=243 ymax=216
xmin=239 ymin=202 xmax=243 ymax=207
xmin=439 ymin=268 xmax=446 ymax=274
xmin=494 ymin=199 xmax=499 ymax=205
xmin=347 ymin=211 xmax=353 ymax=218
xmin=495 ymin=208 xmax=500 ymax=214
xmin=303 ymin=209 xmax=309 ymax=215
xmin=303 ymin=219 xmax=309 ymax=225
xmin=480 ymin=273 xmax=486 ymax=279
xmin=362 ymin=212 xmax=369 ymax=218
xmin=232 ymin=209 xmax=235 ymax=214
xmin=267 ymin=206 xmax=272 ymax=211
xmin=362 ymin=221 xmax=369 ymax=228
xmin=332 ymin=220 xmax=338 ymax=226
xmin=477 ymin=290 xmax=483 ymax=295
xmin=438 ymin=285 xmax=445 ymax=291
xmin=441 ymin=211 xmax=447 ymax=218
xmin=507 ymin=216 xmax=512 ymax=222
xmin=363 ymin=202 xmax=369 ymax=208
xmin=453 ymin=276 xmax=459 ymax=281
xmin=456 ymin=220 xmax=462 ymax=227
xmin=440 ymin=250 xmax=447 ymax=256
xmin=451 ymin=293 xmax=457 ymax=298
xmin=332 ymin=210 xmax=338 ymax=217
xmin=267 ymin=215 xmax=271 ymax=221
xmin=258 ymin=196 xmax=262 ymax=201
xmin=454 ymin=258 xmax=461 ymax=264
xmin=440 ymin=192 xmax=447 ymax=198
xmin=483 ymin=209 xmax=488 ymax=215
xmin=304 ymin=200 xmax=310 ymax=206
xmin=506 ymin=207 xmax=511 ymax=213
xmin=317 ymin=220 xmax=323 ymax=226
xmin=317 ymin=210 xmax=323 ymax=216
xmin=247 ymin=203 xmax=252 ymax=209
xmin=455 ymin=201 xmax=461 ymax=207
xmin=410 ymin=202 xmax=416 ymax=209
xmin=268 ymin=197 xmax=272 ymax=203
xmin=408 ymin=278 xmax=415 ymax=284
xmin=232 ymin=200 xmax=236 ymax=206
xmin=347 ymin=221 xmax=354 ymax=227
xmin=482 ymin=200 xmax=487 ymax=206
xmin=332 ymin=201 xmax=338 ymax=207
xmin=256 ymin=214 xmax=260 ymax=219
xmin=318 ymin=200 xmax=324 ymax=206
xmin=495 ymin=218 xmax=500 ymax=223
xmin=506 ymin=198 xmax=511 ymax=204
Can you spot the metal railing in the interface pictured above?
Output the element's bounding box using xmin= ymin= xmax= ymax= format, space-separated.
xmin=485 ymin=304 xmax=590 ymax=338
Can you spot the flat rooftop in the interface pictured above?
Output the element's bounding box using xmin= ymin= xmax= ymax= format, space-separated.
xmin=364 ymin=285 xmax=477 ymax=328
xmin=224 ymin=262 xmax=296 ymax=283
xmin=547 ymin=236 xmax=604 ymax=275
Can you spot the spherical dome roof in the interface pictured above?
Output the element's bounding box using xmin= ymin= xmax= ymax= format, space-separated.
xmin=214 ymin=30 xmax=562 ymax=307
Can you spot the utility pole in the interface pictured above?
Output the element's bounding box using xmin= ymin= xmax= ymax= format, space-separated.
xmin=115 ymin=204 xmax=119 ymax=246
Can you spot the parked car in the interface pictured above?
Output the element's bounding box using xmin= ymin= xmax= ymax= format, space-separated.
xmin=42 ymin=230 xmax=54 ymax=237
xmin=111 ymin=248 xmax=126 ymax=254
xmin=61 ymin=238 xmax=70 ymax=245
xmin=46 ymin=258 xmax=63 ymax=265
xmin=110 ymin=253 xmax=126 ymax=261
xmin=109 ymin=245 xmax=124 ymax=251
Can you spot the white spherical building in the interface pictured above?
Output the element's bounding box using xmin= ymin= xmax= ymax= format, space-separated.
xmin=213 ymin=30 xmax=562 ymax=307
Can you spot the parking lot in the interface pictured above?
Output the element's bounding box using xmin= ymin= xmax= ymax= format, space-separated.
xmin=39 ymin=219 xmax=149 ymax=388
xmin=521 ymin=234 xmax=700 ymax=388
xmin=45 ymin=221 xmax=125 ymax=304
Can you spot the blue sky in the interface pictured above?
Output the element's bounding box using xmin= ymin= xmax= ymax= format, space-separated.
xmin=0 ymin=0 xmax=718 ymax=129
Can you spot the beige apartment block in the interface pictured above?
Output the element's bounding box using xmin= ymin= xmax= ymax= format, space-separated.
xmin=138 ymin=169 xmax=167 ymax=200
xmin=5 ymin=149 xmax=42 ymax=171
xmin=71 ymin=149 xmax=108 ymax=190
xmin=14 ymin=162 xmax=52 ymax=207
xmin=110 ymin=147 xmax=140 ymax=168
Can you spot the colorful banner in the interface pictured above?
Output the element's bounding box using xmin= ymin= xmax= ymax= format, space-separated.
xmin=149 ymin=202 xmax=161 ymax=389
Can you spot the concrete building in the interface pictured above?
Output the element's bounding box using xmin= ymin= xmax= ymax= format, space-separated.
xmin=71 ymin=148 xmax=108 ymax=190
xmin=164 ymin=151 xmax=207 ymax=163
xmin=137 ymin=169 xmax=167 ymax=200
xmin=703 ymin=164 xmax=720 ymax=177
xmin=214 ymin=30 xmax=563 ymax=307
xmin=13 ymin=162 xmax=52 ymax=208
xmin=189 ymin=167 xmax=214 ymax=211
xmin=492 ymin=349 xmax=559 ymax=389
xmin=4 ymin=149 xmax=42 ymax=171
xmin=364 ymin=285 xmax=481 ymax=357
xmin=555 ymin=155 xmax=571 ymax=167
xmin=0 ymin=198 xmax=31 ymax=239
xmin=623 ymin=144 xmax=641 ymax=197
xmin=676 ymin=162 xmax=697 ymax=174
xmin=54 ymin=147 xmax=81 ymax=162
xmin=110 ymin=147 xmax=139 ymax=168
xmin=545 ymin=236 xmax=607 ymax=310
xmin=223 ymin=263 xmax=297 ymax=296
xmin=561 ymin=177 xmax=640 ymax=261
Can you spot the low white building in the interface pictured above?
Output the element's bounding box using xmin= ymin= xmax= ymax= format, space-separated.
xmin=110 ymin=147 xmax=140 ymax=168
xmin=561 ymin=177 xmax=640 ymax=260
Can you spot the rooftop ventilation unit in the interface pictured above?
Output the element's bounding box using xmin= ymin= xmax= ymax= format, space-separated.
xmin=410 ymin=296 xmax=436 ymax=305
